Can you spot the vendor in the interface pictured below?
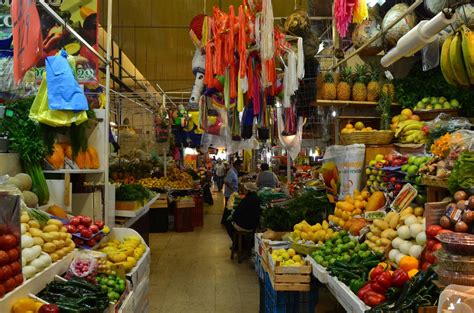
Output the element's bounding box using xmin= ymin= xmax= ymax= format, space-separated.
xmin=256 ymin=163 xmax=279 ymax=189
xmin=221 ymin=159 xmax=241 ymax=224
xmin=225 ymin=182 xmax=261 ymax=244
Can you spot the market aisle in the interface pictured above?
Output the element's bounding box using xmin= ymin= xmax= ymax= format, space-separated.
xmin=148 ymin=192 xmax=260 ymax=313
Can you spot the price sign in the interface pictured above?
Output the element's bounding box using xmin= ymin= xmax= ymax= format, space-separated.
xmin=11 ymin=0 xmax=42 ymax=84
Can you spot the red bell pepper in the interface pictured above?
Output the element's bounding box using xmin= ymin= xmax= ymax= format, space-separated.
xmin=364 ymin=291 xmax=386 ymax=307
xmin=369 ymin=282 xmax=387 ymax=294
xmin=391 ymin=268 xmax=410 ymax=288
xmin=369 ymin=265 xmax=385 ymax=280
xmin=357 ymin=283 xmax=373 ymax=300
xmin=374 ymin=271 xmax=392 ymax=290
xmin=39 ymin=304 xmax=60 ymax=313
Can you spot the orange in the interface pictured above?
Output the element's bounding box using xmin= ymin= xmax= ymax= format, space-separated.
xmin=409 ymin=114 xmax=420 ymax=121
xmin=399 ymin=256 xmax=419 ymax=272
xmin=345 ymin=123 xmax=354 ymax=129
xmin=401 ymin=108 xmax=413 ymax=117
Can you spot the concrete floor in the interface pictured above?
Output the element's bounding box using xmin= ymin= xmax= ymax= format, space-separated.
xmin=148 ymin=190 xmax=343 ymax=313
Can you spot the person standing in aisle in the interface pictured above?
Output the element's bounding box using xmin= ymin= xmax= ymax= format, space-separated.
xmin=221 ymin=159 xmax=241 ymax=224
xmin=256 ymin=163 xmax=279 ymax=189
xmin=214 ymin=159 xmax=226 ymax=192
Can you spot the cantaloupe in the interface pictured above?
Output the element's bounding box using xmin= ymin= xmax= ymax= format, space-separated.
xmin=23 ymin=191 xmax=39 ymax=208
xmin=15 ymin=173 xmax=32 ymax=191
xmin=7 ymin=177 xmax=21 ymax=189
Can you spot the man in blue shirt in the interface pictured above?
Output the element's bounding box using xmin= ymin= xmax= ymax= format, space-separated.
xmin=221 ymin=159 xmax=241 ymax=224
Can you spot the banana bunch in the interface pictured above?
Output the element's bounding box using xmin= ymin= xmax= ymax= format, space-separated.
xmin=441 ymin=25 xmax=474 ymax=86
xmin=394 ymin=120 xmax=428 ymax=144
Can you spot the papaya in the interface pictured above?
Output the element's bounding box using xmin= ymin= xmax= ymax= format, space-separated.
xmin=366 ymin=191 xmax=386 ymax=212
xmin=87 ymin=147 xmax=100 ymax=169
xmin=46 ymin=144 xmax=65 ymax=169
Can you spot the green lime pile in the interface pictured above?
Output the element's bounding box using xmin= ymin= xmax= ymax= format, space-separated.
xmin=311 ymin=230 xmax=371 ymax=267
xmin=96 ymin=274 xmax=126 ymax=302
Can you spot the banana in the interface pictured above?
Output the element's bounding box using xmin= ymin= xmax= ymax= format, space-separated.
xmin=402 ymin=123 xmax=423 ymax=132
xmin=440 ymin=34 xmax=458 ymax=86
xmin=450 ymin=30 xmax=471 ymax=86
xmin=461 ymin=25 xmax=474 ymax=84
xmin=403 ymin=129 xmax=423 ymax=137
xmin=395 ymin=120 xmax=422 ymax=137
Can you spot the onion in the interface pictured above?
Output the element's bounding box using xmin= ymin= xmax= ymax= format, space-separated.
xmin=389 ymin=249 xmax=400 ymax=261
xmin=404 ymin=215 xmax=418 ymax=226
xmin=400 ymin=240 xmax=413 ymax=254
xmin=395 ymin=252 xmax=407 ymax=264
xmin=409 ymin=245 xmax=423 ymax=258
xmin=397 ymin=225 xmax=411 ymax=239
xmin=416 ymin=232 xmax=426 ymax=246
xmin=409 ymin=223 xmax=424 ymax=238
xmin=392 ymin=237 xmax=404 ymax=249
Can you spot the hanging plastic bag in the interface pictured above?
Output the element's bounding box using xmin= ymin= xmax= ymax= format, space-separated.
xmin=30 ymin=73 xmax=88 ymax=127
xmin=45 ymin=50 xmax=88 ymax=111
xmin=422 ymin=37 xmax=440 ymax=71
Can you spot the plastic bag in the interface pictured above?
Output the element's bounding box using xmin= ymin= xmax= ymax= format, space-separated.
xmin=422 ymin=36 xmax=439 ymax=71
xmin=29 ymin=73 xmax=88 ymax=127
xmin=426 ymin=113 xmax=472 ymax=143
xmin=46 ymin=50 xmax=88 ymax=111
xmin=65 ymin=252 xmax=98 ymax=283
xmin=322 ymin=144 xmax=366 ymax=199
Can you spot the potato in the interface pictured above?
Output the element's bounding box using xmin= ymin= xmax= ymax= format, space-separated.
xmin=388 ymin=213 xmax=400 ymax=229
xmin=32 ymin=236 xmax=44 ymax=247
xmin=400 ymin=207 xmax=414 ymax=217
xmin=384 ymin=212 xmax=396 ymax=223
xmin=43 ymin=242 xmax=56 ymax=253
xmin=374 ymin=219 xmax=389 ymax=231
xmin=370 ymin=236 xmax=381 ymax=243
xmin=59 ymin=232 xmax=67 ymax=240
xmin=366 ymin=241 xmax=376 ymax=249
xmin=52 ymin=240 xmax=64 ymax=249
xmin=28 ymin=220 xmax=40 ymax=229
xmin=381 ymin=229 xmax=397 ymax=240
xmin=380 ymin=238 xmax=391 ymax=246
xmin=49 ymin=253 xmax=59 ymax=262
xmin=41 ymin=232 xmax=54 ymax=242
xmin=366 ymin=232 xmax=374 ymax=240
xmin=21 ymin=214 xmax=30 ymax=223
xmin=49 ymin=231 xmax=60 ymax=240
xmin=29 ymin=228 xmax=43 ymax=237
xmin=370 ymin=225 xmax=382 ymax=236
xmin=60 ymin=227 xmax=67 ymax=233
xmin=47 ymin=219 xmax=63 ymax=227
xmin=65 ymin=238 xmax=74 ymax=246
xmin=42 ymin=225 xmax=59 ymax=233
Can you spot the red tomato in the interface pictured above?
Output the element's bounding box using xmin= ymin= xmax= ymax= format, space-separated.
xmin=425 ymin=251 xmax=436 ymax=264
xmin=0 ymin=284 xmax=5 ymax=298
xmin=77 ymin=225 xmax=86 ymax=232
xmin=70 ymin=217 xmax=81 ymax=226
xmin=426 ymin=225 xmax=443 ymax=239
xmin=426 ymin=239 xmax=437 ymax=250
xmin=13 ymin=274 xmax=23 ymax=286
xmin=86 ymin=239 xmax=96 ymax=247
xmin=89 ymin=225 xmax=99 ymax=234
xmin=0 ymin=225 xmax=8 ymax=236
xmin=80 ymin=229 xmax=92 ymax=239
xmin=0 ymin=251 xmax=8 ymax=266
xmin=432 ymin=242 xmax=443 ymax=252
xmin=65 ymin=224 xmax=76 ymax=234
xmin=10 ymin=262 xmax=20 ymax=275
xmin=77 ymin=216 xmax=84 ymax=223
xmin=421 ymin=262 xmax=431 ymax=272
xmin=1 ymin=235 xmax=17 ymax=250
xmin=7 ymin=248 xmax=19 ymax=262
xmin=4 ymin=277 xmax=16 ymax=292
xmin=73 ymin=238 xmax=84 ymax=246
xmin=82 ymin=216 xmax=92 ymax=227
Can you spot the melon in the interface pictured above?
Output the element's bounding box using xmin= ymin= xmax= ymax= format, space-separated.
xmin=7 ymin=177 xmax=21 ymax=190
xmin=15 ymin=173 xmax=32 ymax=191
xmin=22 ymin=191 xmax=39 ymax=208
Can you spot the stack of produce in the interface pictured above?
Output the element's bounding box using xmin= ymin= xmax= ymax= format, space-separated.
xmin=438 ymin=191 xmax=474 ymax=233
xmin=66 ymin=215 xmax=108 ymax=248
xmin=394 ymin=116 xmax=428 ymax=144
xmin=290 ymin=220 xmax=337 ymax=245
xmin=115 ymin=184 xmax=153 ymax=205
xmin=422 ymin=225 xmax=444 ymax=270
xmin=366 ymin=154 xmax=407 ymax=194
xmin=328 ymin=190 xmax=371 ymax=227
xmin=440 ymin=25 xmax=474 ymax=88
xmin=401 ymin=155 xmax=430 ymax=185
xmin=11 ymin=297 xmax=55 ymax=313
xmin=46 ymin=144 xmax=100 ymax=170
xmin=96 ymin=273 xmax=127 ymax=303
xmin=21 ymin=210 xmax=75 ymax=264
xmin=390 ymin=108 xmax=421 ymax=132
xmin=448 ymin=151 xmax=474 ymax=193
xmin=364 ymin=213 xmax=400 ymax=254
xmin=7 ymin=173 xmax=38 ymax=208
xmin=340 ymin=121 xmax=376 ymax=134
xmin=387 ymin=207 xmax=426 ymax=266
xmin=311 ymin=231 xmax=373 ymax=268
xmin=270 ymin=248 xmax=305 ymax=267
xmin=413 ymin=96 xmax=461 ymax=111
xmin=0 ymin=226 xmax=23 ymax=298
xmin=138 ymin=174 xmax=194 ymax=190
xmin=97 ymin=236 xmax=147 ymax=273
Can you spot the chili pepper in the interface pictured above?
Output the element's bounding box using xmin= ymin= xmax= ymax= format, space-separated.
xmin=385 ymin=287 xmax=402 ymax=300
xmin=369 ymin=265 xmax=385 ymax=280
xmin=357 ymin=283 xmax=373 ymax=300
xmin=349 ymin=278 xmax=366 ymax=293
xmin=369 ymin=282 xmax=387 ymax=294
xmin=391 ymin=268 xmax=410 ymax=288
xmin=364 ymin=291 xmax=386 ymax=307
xmin=374 ymin=271 xmax=392 ymax=289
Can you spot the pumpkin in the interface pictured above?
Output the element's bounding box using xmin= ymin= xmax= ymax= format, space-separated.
xmin=46 ymin=144 xmax=65 ymax=169
xmin=87 ymin=147 xmax=100 ymax=169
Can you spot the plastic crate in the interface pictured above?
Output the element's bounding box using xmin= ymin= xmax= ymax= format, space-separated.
xmin=174 ymin=206 xmax=193 ymax=232
xmin=263 ymin=272 xmax=318 ymax=313
xmin=192 ymin=195 xmax=204 ymax=227
xmin=255 ymin=254 xmax=266 ymax=281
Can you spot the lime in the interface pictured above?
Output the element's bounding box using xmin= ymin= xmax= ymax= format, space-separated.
xmin=321 ymin=261 xmax=329 ymax=267
xmin=343 ymin=236 xmax=350 ymax=243
xmin=329 ymin=258 xmax=336 ymax=265
xmin=360 ymin=243 xmax=368 ymax=251
xmin=343 ymin=255 xmax=351 ymax=262
xmin=339 ymin=230 xmax=347 ymax=236
xmin=335 ymin=239 xmax=343 ymax=245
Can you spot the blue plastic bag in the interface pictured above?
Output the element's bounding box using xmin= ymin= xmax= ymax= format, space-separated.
xmin=45 ymin=50 xmax=88 ymax=111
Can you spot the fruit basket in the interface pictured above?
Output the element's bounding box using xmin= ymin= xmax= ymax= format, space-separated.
xmin=414 ymin=109 xmax=458 ymax=121
xmin=340 ymin=130 xmax=394 ymax=145
xmin=421 ymin=174 xmax=449 ymax=188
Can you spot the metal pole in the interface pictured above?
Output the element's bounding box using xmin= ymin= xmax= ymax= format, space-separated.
xmin=331 ymin=0 xmax=423 ymax=70
xmin=287 ymin=151 xmax=291 ymax=184
xmin=104 ymin=0 xmax=113 ymax=225
xmin=38 ymin=0 xmax=107 ymax=65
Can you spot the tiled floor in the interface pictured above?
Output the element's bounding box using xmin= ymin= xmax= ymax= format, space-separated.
xmin=148 ymin=190 xmax=343 ymax=313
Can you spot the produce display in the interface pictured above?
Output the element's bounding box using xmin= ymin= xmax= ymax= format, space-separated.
xmin=366 ymin=153 xmax=408 ymax=195
xmin=438 ymin=191 xmax=474 ymax=233
xmin=328 ymin=190 xmax=371 ymax=227
xmin=96 ymin=273 xmax=127 ymax=302
xmin=340 ymin=121 xmax=375 ymax=133
xmin=138 ymin=168 xmax=194 ymax=190
xmin=413 ymin=96 xmax=461 ymax=111
xmin=11 ymin=298 xmax=53 ymax=313
xmin=45 ymin=143 xmax=100 ymax=170
xmin=97 ymin=236 xmax=147 ymax=273
xmin=115 ymin=183 xmax=154 ymax=204
xmin=290 ymin=220 xmax=336 ymax=245
xmin=66 ymin=215 xmax=109 ymax=248
xmin=393 ymin=112 xmax=428 ymax=144
xmin=270 ymin=248 xmax=305 ymax=266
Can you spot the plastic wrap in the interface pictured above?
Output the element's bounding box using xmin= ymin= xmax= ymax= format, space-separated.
xmin=65 ymin=251 xmax=98 ymax=283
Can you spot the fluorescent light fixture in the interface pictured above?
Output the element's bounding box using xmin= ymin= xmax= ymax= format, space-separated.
xmin=317 ymin=42 xmax=324 ymax=54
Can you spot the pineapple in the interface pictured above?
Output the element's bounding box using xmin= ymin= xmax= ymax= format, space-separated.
xmin=322 ymin=72 xmax=337 ymax=100
xmin=367 ymin=67 xmax=381 ymax=102
xmin=337 ymin=67 xmax=352 ymax=101
xmin=382 ymin=82 xmax=395 ymax=98
xmin=352 ymin=64 xmax=369 ymax=101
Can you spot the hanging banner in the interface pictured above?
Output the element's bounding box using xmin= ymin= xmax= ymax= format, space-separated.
xmin=1 ymin=0 xmax=98 ymax=84
xmin=11 ymin=0 xmax=43 ymax=84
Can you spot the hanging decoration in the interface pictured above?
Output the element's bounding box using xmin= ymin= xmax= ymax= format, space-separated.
xmin=334 ymin=0 xmax=357 ymax=38
xmin=353 ymin=0 xmax=369 ymax=24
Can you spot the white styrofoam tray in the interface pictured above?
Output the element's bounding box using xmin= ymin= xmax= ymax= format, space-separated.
xmin=326 ymin=275 xmax=370 ymax=313
xmin=306 ymin=256 xmax=329 ymax=284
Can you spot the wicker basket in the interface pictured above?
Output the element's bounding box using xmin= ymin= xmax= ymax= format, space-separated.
xmin=414 ymin=109 xmax=458 ymax=121
xmin=421 ymin=175 xmax=449 ymax=188
xmin=340 ymin=130 xmax=394 ymax=145
xmin=394 ymin=143 xmax=426 ymax=155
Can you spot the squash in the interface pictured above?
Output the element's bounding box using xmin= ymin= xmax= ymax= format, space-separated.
xmin=87 ymin=147 xmax=100 ymax=169
xmin=366 ymin=191 xmax=386 ymax=212
xmin=46 ymin=144 xmax=65 ymax=169
xmin=47 ymin=205 xmax=68 ymax=219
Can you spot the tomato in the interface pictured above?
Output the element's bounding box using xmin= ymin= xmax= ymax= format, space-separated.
xmin=426 ymin=239 xmax=437 ymax=250
xmin=77 ymin=225 xmax=86 ymax=232
xmin=13 ymin=274 xmax=23 ymax=286
xmin=426 ymin=225 xmax=442 ymax=238
xmin=65 ymin=224 xmax=76 ymax=234
xmin=69 ymin=217 xmax=81 ymax=226
xmin=0 ymin=251 xmax=8 ymax=266
xmin=82 ymin=216 xmax=92 ymax=227
xmin=432 ymin=242 xmax=443 ymax=252
xmin=425 ymin=251 xmax=436 ymax=264
xmin=7 ymin=248 xmax=19 ymax=262
xmin=1 ymin=234 xmax=17 ymax=250
xmin=80 ymin=229 xmax=92 ymax=239
xmin=10 ymin=262 xmax=20 ymax=275
xmin=0 ymin=284 xmax=5 ymax=298
xmin=73 ymin=238 xmax=84 ymax=246
xmin=4 ymin=277 xmax=16 ymax=292
xmin=86 ymin=239 xmax=96 ymax=247
xmin=421 ymin=262 xmax=431 ymax=272
xmin=89 ymin=225 xmax=99 ymax=234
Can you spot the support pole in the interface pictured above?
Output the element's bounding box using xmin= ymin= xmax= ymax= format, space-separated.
xmin=104 ymin=0 xmax=113 ymax=225
xmin=287 ymin=151 xmax=291 ymax=184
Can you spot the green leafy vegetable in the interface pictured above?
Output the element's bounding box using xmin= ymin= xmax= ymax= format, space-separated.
xmin=115 ymin=184 xmax=153 ymax=203
xmin=449 ymin=151 xmax=474 ymax=193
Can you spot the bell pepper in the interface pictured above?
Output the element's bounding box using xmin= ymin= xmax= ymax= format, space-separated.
xmin=364 ymin=291 xmax=386 ymax=307
xmin=369 ymin=265 xmax=385 ymax=280
xmin=374 ymin=271 xmax=392 ymax=290
xmin=350 ymin=278 xmax=366 ymax=293
xmin=377 ymin=262 xmax=391 ymax=271
xmin=370 ymin=282 xmax=387 ymax=294
xmin=391 ymin=268 xmax=410 ymax=288
xmin=357 ymin=283 xmax=373 ymax=300
xmin=38 ymin=304 xmax=60 ymax=313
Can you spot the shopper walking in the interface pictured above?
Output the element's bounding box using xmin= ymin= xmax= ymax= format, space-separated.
xmin=221 ymin=160 xmax=241 ymax=224
xmin=214 ymin=159 xmax=226 ymax=191
xmin=256 ymin=163 xmax=279 ymax=189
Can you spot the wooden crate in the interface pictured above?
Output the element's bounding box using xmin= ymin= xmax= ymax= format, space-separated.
xmin=263 ymin=250 xmax=312 ymax=292
xmin=116 ymin=200 xmax=141 ymax=211
xmin=150 ymin=196 xmax=168 ymax=209
xmin=176 ymin=198 xmax=194 ymax=208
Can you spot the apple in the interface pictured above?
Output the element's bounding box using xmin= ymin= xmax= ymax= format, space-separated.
xmin=70 ymin=217 xmax=80 ymax=226
xmin=89 ymin=225 xmax=99 ymax=234
xmin=82 ymin=216 xmax=92 ymax=227
xmin=65 ymin=224 xmax=76 ymax=234
xmin=80 ymin=229 xmax=93 ymax=239
xmin=389 ymin=177 xmax=397 ymax=183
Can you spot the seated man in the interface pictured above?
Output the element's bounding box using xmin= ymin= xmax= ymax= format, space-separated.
xmin=256 ymin=163 xmax=279 ymax=189
xmin=226 ymin=182 xmax=261 ymax=253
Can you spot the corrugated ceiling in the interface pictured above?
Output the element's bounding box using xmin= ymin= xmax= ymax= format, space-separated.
xmin=100 ymin=0 xmax=331 ymax=92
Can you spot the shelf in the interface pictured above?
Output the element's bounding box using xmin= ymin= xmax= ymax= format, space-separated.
xmin=315 ymin=99 xmax=399 ymax=107
xmin=43 ymin=169 xmax=105 ymax=174
xmin=336 ymin=116 xmax=381 ymax=119
xmin=115 ymin=194 xmax=160 ymax=222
